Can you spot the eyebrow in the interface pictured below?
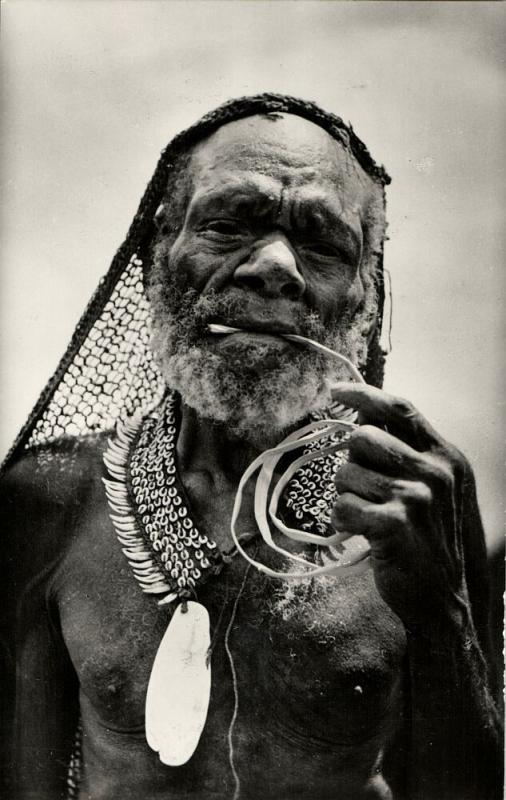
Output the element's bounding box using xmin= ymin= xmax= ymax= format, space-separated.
xmin=293 ymin=199 xmax=363 ymax=259
xmin=186 ymin=184 xmax=279 ymax=220
xmin=187 ymin=183 xmax=363 ymax=257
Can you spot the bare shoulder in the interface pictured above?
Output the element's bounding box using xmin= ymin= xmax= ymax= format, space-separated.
xmin=0 ymin=433 xmax=110 ymax=583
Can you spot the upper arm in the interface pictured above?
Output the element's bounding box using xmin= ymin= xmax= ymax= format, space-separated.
xmin=14 ymin=590 xmax=79 ymax=799
xmin=0 ymin=444 xmax=91 ymax=798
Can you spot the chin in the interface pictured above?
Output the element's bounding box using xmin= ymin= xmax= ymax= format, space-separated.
xmin=154 ymin=342 xmax=334 ymax=445
xmin=208 ymin=336 xmax=293 ymax=373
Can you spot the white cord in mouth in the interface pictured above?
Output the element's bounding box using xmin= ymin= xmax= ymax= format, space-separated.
xmin=208 ymin=323 xmax=365 ymax=384
xmin=208 ymin=323 xmax=243 ymax=335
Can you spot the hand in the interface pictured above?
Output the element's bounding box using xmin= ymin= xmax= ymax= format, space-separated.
xmin=330 ymin=383 xmax=479 ymax=631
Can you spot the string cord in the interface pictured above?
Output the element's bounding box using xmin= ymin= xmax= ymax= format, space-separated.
xmin=382 ymin=268 xmax=393 ymax=354
xmin=224 ymin=561 xmax=253 ymax=800
xmin=206 ymin=581 xmax=230 ymax=667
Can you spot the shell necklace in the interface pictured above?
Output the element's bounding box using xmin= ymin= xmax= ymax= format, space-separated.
xmin=102 ymin=332 xmax=371 ymax=768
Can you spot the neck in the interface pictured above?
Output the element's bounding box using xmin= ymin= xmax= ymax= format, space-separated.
xmin=176 ymin=402 xmax=273 ymax=485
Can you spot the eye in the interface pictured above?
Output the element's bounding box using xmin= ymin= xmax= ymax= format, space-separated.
xmin=202 ymin=219 xmax=246 ymax=236
xmin=300 ymin=240 xmax=349 ymax=262
xmin=307 ymin=241 xmax=339 ymax=258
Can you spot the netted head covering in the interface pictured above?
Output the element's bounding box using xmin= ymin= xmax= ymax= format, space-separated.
xmin=2 ymin=93 xmax=391 ymax=472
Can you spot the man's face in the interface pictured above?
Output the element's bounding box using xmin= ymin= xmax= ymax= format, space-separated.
xmin=149 ymin=114 xmax=381 ymax=442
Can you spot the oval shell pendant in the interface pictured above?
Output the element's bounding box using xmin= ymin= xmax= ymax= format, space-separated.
xmin=146 ymin=601 xmax=211 ymax=766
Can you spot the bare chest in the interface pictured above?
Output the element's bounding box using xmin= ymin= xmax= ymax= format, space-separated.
xmin=57 ymin=498 xmax=406 ymax=748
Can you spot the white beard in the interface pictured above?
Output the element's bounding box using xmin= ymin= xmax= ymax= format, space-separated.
xmin=153 ymin=340 xmax=334 ymax=445
xmin=148 ymin=282 xmax=373 ymax=447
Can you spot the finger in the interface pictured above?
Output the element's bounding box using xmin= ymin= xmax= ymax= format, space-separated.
xmin=348 ymin=424 xmax=428 ymax=478
xmin=334 ymin=462 xmax=399 ymax=503
xmin=330 ymin=492 xmax=399 ymax=544
xmin=330 ymin=383 xmax=443 ymax=451
xmin=348 ymin=426 xmax=458 ymax=500
xmin=331 ymin=494 xmax=414 ymax=567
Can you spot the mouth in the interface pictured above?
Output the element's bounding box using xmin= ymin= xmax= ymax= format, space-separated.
xmin=208 ymin=318 xmax=299 ymax=336
xmin=208 ymin=323 xmax=289 ymax=338
xmin=207 ymin=324 xmax=292 ymax=357
xmin=208 ymin=324 xmax=364 ymax=383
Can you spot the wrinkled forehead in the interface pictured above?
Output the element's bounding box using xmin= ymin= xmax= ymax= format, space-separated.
xmin=187 ymin=113 xmax=377 ymax=208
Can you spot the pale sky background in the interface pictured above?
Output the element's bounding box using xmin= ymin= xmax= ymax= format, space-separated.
xmin=1 ymin=1 xmax=505 ymax=550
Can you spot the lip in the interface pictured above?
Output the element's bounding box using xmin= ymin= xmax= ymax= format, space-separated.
xmin=209 ymin=316 xmax=299 ymax=336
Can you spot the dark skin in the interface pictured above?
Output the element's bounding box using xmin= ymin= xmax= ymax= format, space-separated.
xmin=1 ymin=115 xmax=502 ymax=800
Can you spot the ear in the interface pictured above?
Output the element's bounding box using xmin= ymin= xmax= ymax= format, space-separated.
xmin=357 ymin=255 xmax=383 ymax=346
xmin=141 ymin=213 xmax=163 ymax=288
xmin=364 ymin=323 xmax=385 ymax=388
xmin=363 ymin=259 xmax=388 ymax=388
xmin=154 ymin=203 xmax=169 ymax=234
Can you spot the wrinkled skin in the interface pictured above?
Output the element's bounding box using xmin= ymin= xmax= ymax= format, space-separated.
xmin=1 ymin=114 xmax=502 ymax=800
xmin=331 ymin=383 xmax=480 ymax=630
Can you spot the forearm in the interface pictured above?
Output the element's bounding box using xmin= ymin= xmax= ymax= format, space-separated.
xmin=405 ymin=610 xmax=503 ymax=800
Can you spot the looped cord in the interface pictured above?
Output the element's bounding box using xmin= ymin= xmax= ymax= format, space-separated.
xmin=209 ymin=325 xmax=371 ymax=580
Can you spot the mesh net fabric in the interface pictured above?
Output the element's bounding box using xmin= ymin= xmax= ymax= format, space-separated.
xmin=28 ymin=256 xmax=164 ymax=448
xmin=2 ymin=93 xmax=391 ymax=471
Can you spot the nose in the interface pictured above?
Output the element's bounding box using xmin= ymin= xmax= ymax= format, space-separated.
xmin=234 ymin=237 xmax=306 ymax=300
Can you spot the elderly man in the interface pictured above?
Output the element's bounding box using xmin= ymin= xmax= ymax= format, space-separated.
xmin=1 ymin=94 xmax=502 ymax=800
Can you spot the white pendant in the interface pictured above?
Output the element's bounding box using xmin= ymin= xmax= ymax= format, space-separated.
xmin=146 ymin=601 xmax=211 ymax=766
